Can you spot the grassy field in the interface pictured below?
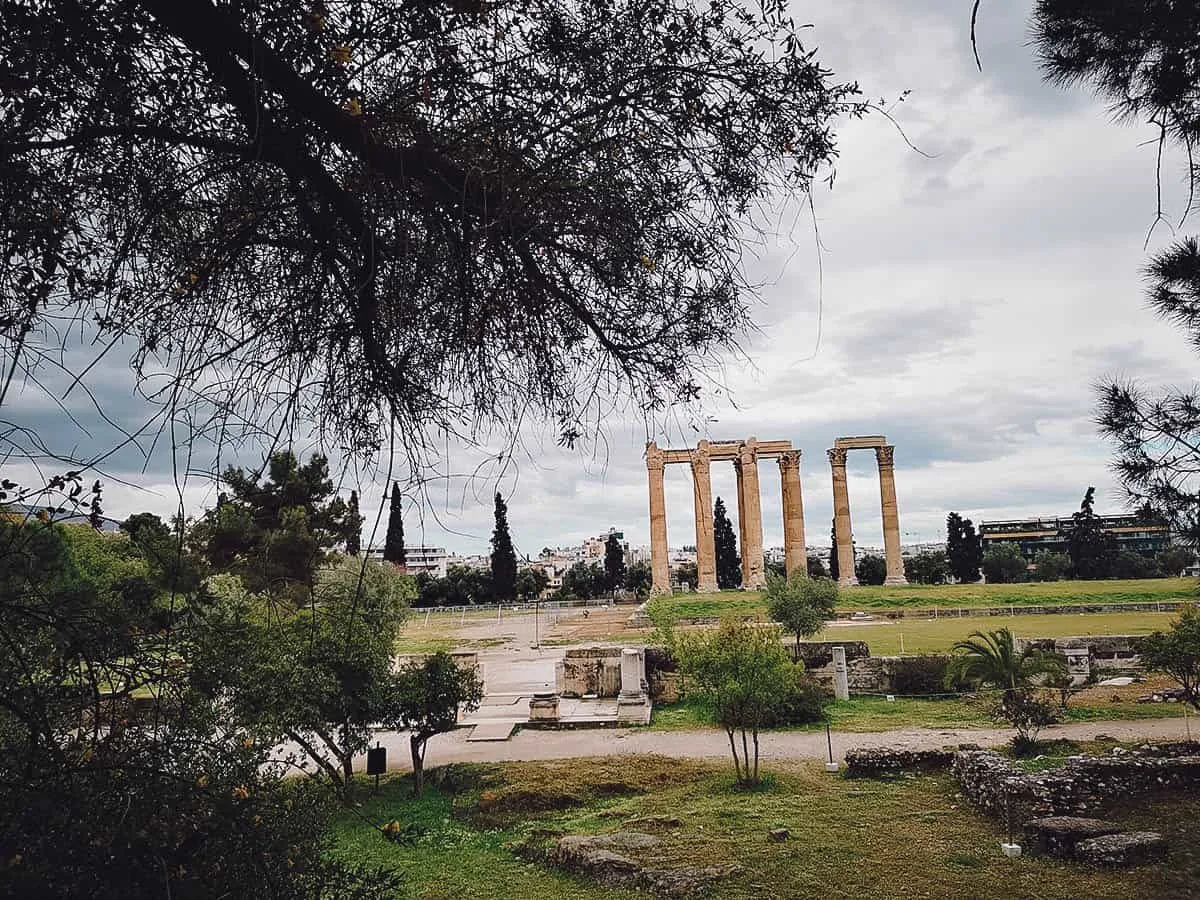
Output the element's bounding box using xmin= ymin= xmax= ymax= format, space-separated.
xmin=648 ymin=685 xmax=1192 ymax=733
xmin=815 ymin=610 xmax=1179 ymax=655
xmin=327 ymin=755 xmax=1200 ymax=899
xmin=654 ymin=577 xmax=1197 ymax=619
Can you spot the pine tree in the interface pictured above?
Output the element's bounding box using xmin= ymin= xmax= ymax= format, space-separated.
xmin=383 ymin=482 xmax=406 ymax=568
xmin=829 ymin=520 xmax=839 ymax=582
xmin=345 ymin=490 xmax=362 ymax=556
xmin=603 ymin=533 xmax=626 ymax=595
xmin=946 ymin=512 xmax=983 ymax=583
xmin=490 ymin=493 xmax=518 ymax=603
xmin=1066 ymin=487 xmax=1117 ymax=580
xmin=713 ymin=497 xmax=741 ymax=589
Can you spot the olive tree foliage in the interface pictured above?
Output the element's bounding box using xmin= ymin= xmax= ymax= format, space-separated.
xmin=2 ymin=0 xmax=865 ymax=464
xmin=392 ymin=652 xmax=484 ymax=797
xmin=1140 ymin=605 xmax=1200 ymax=712
xmin=1019 ymin=1 xmax=1200 ymax=545
xmin=765 ymin=572 xmax=837 ymax=655
xmin=672 ymin=617 xmax=794 ymax=787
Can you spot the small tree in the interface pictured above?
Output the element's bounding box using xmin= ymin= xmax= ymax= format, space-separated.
xmin=673 ymin=618 xmax=794 ymax=786
xmin=515 ymin=567 xmax=550 ymax=602
xmin=1158 ymin=546 xmax=1196 ymax=577
xmin=982 ymin=542 xmax=1027 ymax=584
xmin=383 ymin=482 xmax=406 ymax=568
xmin=1110 ymin=550 xmax=1160 ymax=579
xmin=624 ymin=561 xmax=653 ymax=601
xmin=806 ymin=554 xmax=828 ymax=578
xmin=490 ymin=493 xmax=518 ymax=604
xmin=713 ymin=497 xmax=741 ymax=589
xmin=854 ymin=554 xmax=887 ymax=586
xmin=904 ymin=550 xmax=948 ymax=585
xmin=674 ymin=561 xmax=698 ymax=591
xmin=392 ymin=653 xmax=484 ymax=796
xmin=1032 ymin=550 xmax=1069 ymax=582
xmin=1140 ymin=606 xmax=1200 ymax=711
xmin=766 ymin=572 xmax=838 ymax=655
xmin=604 ymin=533 xmax=627 ymax=596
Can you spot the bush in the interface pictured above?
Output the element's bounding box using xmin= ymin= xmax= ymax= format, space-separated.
xmin=1110 ymin=550 xmax=1160 ymax=580
xmin=892 ymin=655 xmax=958 ymax=697
xmin=762 ymin=669 xmax=827 ymax=726
xmin=1032 ymin=550 xmax=1069 ymax=582
xmin=982 ymin=542 xmax=1027 ymax=584
xmin=855 ymin=554 xmax=887 ymax=586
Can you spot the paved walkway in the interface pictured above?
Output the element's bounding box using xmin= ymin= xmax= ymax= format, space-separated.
xmin=358 ymin=717 xmax=1193 ymax=774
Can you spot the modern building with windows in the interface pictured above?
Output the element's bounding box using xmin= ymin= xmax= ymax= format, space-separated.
xmin=978 ymin=513 xmax=1169 ymax=562
xmin=365 ymin=545 xmax=448 ymax=577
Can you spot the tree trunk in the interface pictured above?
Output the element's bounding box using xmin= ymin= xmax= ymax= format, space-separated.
xmin=725 ymin=727 xmax=742 ymax=782
xmin=410 ymin=734 xmax=425 ymax=797
xmin=752 ymin=725 xmax=760 ymax=784
xmin=341 ymin=752 xmax=355 ymax=801
xmin=740 ymin=727 xmax=750 ymax=784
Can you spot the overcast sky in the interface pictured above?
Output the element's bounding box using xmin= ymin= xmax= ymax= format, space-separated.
xmin=6 ymin=0 xmax=1197 ymax=558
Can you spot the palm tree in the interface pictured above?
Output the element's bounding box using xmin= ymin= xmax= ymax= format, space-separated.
xmin=946 ymin=627 xmax=1066 ymax=697
xmin=946 ymin=627 xmax=1067 ymax=748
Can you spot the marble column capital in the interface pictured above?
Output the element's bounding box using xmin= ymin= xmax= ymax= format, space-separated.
xmin=875 ymin=444 xmax=895 ymax=468
xmin=827 ymin=447 xmax=848 ymax=467
xmin=646 ymin=441 xmax=664 ymax=471
xmin=689 ymin=448 xmax=711 ymax=474
xmin=778 ymin=449 xmax=801 ymax=472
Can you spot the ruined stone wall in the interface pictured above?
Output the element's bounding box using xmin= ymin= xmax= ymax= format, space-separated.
xmin=952 ymin=744 xmax=1200 ymax=821
xmin=1017 ymin=635 xmax=1147 ymax=670
xmin=560 ymin=647 xmax=623 ymax=697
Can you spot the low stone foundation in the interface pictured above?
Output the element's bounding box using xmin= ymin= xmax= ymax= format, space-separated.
xmin=952 ymin=743 xmax=1200 ymax=821
xmin=844 ymin=746 xmax=974 ymax=777
xmin=560 ymin=648 xmax=623 ymax=697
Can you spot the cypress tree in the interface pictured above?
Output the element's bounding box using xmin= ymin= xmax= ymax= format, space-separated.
xmin=946 ymin=512 xmax=983 ymax=583
xmin=713 ymin=497 xmax=741 ymax=589
xmin=490 ymin=493 xmax=518 ymax=603
xmin=345 ymin=490 xmax=362 ymax=556
xmin=828 ymin=520 xmax=839 ymax=582
xmin=604 ymin=533 xmax=626 ymax=594
xmin=383 ymin=482 xmax=406 ymax=567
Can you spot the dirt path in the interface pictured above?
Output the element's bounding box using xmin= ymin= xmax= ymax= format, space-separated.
xmin=363 ymin=717 xmax=1193 ymax=774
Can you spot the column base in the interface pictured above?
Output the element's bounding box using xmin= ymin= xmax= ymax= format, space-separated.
xmin=837 ymin=575 xmax=859 ymax=587
xmin=696 ymin=579 xmax=719 ymax=593
xmin=884 ymin=575 xmax=909 ymax=586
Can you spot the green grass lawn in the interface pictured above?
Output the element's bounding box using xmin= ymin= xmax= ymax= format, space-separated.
xmin=655 ymin=577 xmax=1197 ymax=619
xmin=815 ymin=610 xmax=1180 ymax=655
xmin=648 ymin=693 xmax=1188 ymax=733
xmin=327 ymin=756 xmax=1200 ymax=899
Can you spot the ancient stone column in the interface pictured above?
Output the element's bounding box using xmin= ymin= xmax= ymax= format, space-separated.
xmin=828 ymin=448 xmax=858 ymax=587
xmin=739 ymin=438 xmax=766 ymax=589
xmin=778 ymin=450 xmax=807 ymax=578
xmin=646 ymin=442 xmax=671 ymax=595
xmin=876 ymin=445 xmax=908 ymax=586
xmin=832 ymin=646 xmax=850 ymax=701
xmin=691 ymin=442 xmax=718 ymax=593
xmin=734 ymin=454 xmax=748 ymax=578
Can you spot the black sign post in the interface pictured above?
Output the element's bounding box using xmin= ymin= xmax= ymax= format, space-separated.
xmin=367 ymin=744 xmax=386 ymax=792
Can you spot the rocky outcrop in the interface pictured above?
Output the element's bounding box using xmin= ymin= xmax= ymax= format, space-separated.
xmin=540 ymin=831 xmax=741 ymax=897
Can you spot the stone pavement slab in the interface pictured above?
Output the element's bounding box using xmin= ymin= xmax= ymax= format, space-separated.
xmin=466 ymin=721 xmax=517 ymax=742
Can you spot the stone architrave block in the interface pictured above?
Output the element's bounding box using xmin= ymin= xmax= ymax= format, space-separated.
xmin=1022 ymin=817 xmax=1123 ymax=859
xmin=1075 ymin=832 xmax=1167 ymax=868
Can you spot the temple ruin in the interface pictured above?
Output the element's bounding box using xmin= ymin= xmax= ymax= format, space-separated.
xmin=645 ymin=434 xmax=906 ymax=594
xmin=645 ymin=437 xmax=806 ymax=595
xmin=828 ymin=435 xmax=906 ymax=586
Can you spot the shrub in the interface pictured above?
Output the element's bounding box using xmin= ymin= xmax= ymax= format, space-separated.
xmin=892 ymin=655 xmax=956 ymax=697
xmin=762 ymin=669 xmax=827 ymax=726
xmin=855 ymin=554 xmax=887 ymax=586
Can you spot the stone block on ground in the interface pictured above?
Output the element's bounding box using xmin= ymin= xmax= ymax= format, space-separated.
xmin=547 ymin=831 xmax=741 ymax=896
xmin=1022 ymin=816 xmax=1123 ymax=859
xmin=1075 ymin=831 xmax=1167 ymax=868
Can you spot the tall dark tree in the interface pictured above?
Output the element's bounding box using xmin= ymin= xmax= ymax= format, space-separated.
xmin=1 ymin=1 xmax=865 ymax=465
xmin=383 ymin=481 xmax=406 ymax=568
xmin=828 ymin=520 xmax=839 ymax=582
xmin=713 ymin=497 xmax=741 ymax=589
xmin=490 ymin=493 xmax=518 ymax=604
xmin=603 ymin=533 xmax=626 ymax=595
xmin=946 ymin=512 xmax=983 ymax=584
xmin=345 ymin=490 xmax=362 ymax=556
xmin=1065 ymin=487 xmax=1117 ymax=580
xmin=1028 ymin=2 xmax=1200 ymax=545
xmin=190 ymin=451 xmax=354 ymax=602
